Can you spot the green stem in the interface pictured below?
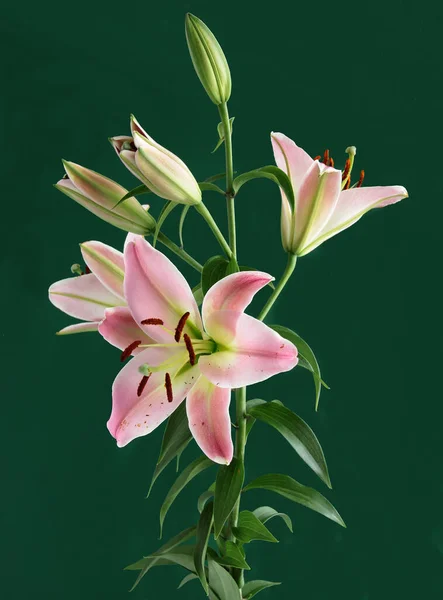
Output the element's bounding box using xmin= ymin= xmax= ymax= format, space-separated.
xmin=218 ymin=102 xmax=236 ymax=258
xmin=231 ymin=386 xmax=247 ymax=588
xmin=156 ymin=232 xmax=203 ymax=272
xmin=258 ymin=253 xmax=297 ymax=321
xmin=195 ymin=203 xmax=232 ymax=258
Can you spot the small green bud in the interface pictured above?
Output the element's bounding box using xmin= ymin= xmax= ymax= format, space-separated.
xmin=185 ymin=13 xmax=231 ymax=106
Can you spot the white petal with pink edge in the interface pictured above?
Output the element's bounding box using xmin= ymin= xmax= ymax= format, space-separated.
xmin=271 ymin=132 xmax=314 ymax=192
xmin=187 ymin=376 xmax=233 ymax=465
xmin=200 ymin=311 xmax=298 ymax=388
xmin=49 ymin=273 xmax=124 ymax=322
xmin=124 ymin=236 xmax=203 ymax=343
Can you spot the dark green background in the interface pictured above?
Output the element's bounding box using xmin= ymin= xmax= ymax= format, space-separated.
xmin=2 ymin=0 xmax=441 ymax=598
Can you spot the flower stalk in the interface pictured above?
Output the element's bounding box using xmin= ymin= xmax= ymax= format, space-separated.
xmin=258 ymin=253 xmax=298 ymax=322
xmin=218 ymin=102 xmax=236 ymax=259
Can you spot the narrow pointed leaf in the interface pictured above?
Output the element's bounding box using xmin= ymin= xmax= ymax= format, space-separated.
xmin=208 ymin=558 xmax=241 ymax=600
xmin=247 ymin=401 xmax=331 ymax=488
xmin=201 ymin=255 xmax=230 ymax=295
xmin=153 ymin=201 xmax=177 ymax=247
xmin=213 ymin=541 xmax=250 ymax=570
xmin=245 ymin=399 xmax=267 ymax=439
xmin=179 ymin=204 xmax=190 ymax=248
xmin=114 ymin=184 xmax=152 ymax=208
xmin=205 ymin=172 xmax=227 ymax=183
xmin=242 ymin=580 xmax=281 ymax=599
xmin=194 ymin=501 xmax=214 ymax=594
xmin=178 ymin=573 xmax=199 ymax=589
xmin=199 ymin=182 xmax=225 ymax=195
xmin=233 ymin=166 xmax=295 ymax=211
xmin=232 ymin=510 xmax=278 ymax=543
xmin=198 ymin=483 xmax=215 ymax=513
xmin=244 ymin=474 xmax=345 ymax=527
xmin=160 ymin=455 xmax=214 ymax=536
xmin=270 ymin=325 xmax=325 ymax=410
xmin=214 ymin=458 xmax=245 ymax=538
xmin=252 ymin=506 xmax=293 ymax=533
xmin=212 ymin=117 xmax=235 ymax=153
xmin=148 ymin=403 xmax=192 ymax=495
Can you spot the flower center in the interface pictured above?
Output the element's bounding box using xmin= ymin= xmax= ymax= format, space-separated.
xmin=314 ymin=146 xmax=365 ymax=190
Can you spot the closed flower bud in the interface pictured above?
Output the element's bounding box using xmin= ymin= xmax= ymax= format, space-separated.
xmin=185 ymin=13 xmax=231 ymax=106
xmin=110 ymin=115 xmax=202 ymax=206
xmin=55 ymin=161 xmax=156 ymax=235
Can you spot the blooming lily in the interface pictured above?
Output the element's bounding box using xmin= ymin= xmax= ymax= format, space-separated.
xmin=110 ymin=116 xmax=202 ymax=205
xmin=48 ymin=241 xmax=154 ymax=350
xmin=271 ymin=133 xmax=408 ymax=256
xmin=104 ymin=235 xmax=298 ymax=464
xmin=55 ymin=161 xmax=156 ymax=235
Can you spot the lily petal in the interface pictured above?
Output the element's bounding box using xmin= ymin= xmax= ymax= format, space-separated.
xmin=98 ymin=307 xmax=155 ymax=352
xmin=271 ymin=132 xmax=314 ymax=192
xmin=56 ymin=322 xmax=99 ymax=335
xmin=124 ymin=236 xmax=203 ymax=342
xmin=108 ymin=347 xmax=199 ymax=447
xmin=299 ymin=185 xmax=409 ymax=255
xmin=80 ymin=241 xmax=125 ymax=300
xmin=295 ymin=161 xmax=342 ymax=251
xmin=202 ymin=271 xmax=274 ymax=327
xmin=200 ymin=311 xmax=298 ymax=388
xmin=49 ymin=273 xmax=124 ymax=321
xmin=186 ymin=376 xmax=233 ymax=465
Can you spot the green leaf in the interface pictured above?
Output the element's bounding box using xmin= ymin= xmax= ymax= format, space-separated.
xmin=270 ymin=324 xmax=325 ymax=410
xmin=150 ymin=545 xmax=196 ymax=571
xmin=113 ymin=183 xmax=152 ymax=208
xmin=160 ymin=455 xmax=214 ymax=536
xmin=178 ymin=204 xmax=190 ymax=248
xmin=205 ymin=172 xmax=227 ymax=183
xmin=208 ymin=558 xmax=241 ymax=600
xmin=252 ymin=506 xmax=293 ymax=533
xmin=194 ymin=501 xmax=214 ymax=594
xmin=233 ymin=166 xmax=295 ymax=211
xmin=148 ymin=403 xmax=192 ymax=495
xmin=213 ymin=541 xmax=250 ymax=570
xmin=125 ymin=526 xmax=196 ymax=590
xmin=198 ymin=483 xmax=216 ymax=513
xmin=199 ymin=182 xmax=225 ymax=195
xmin=243 ymin=474 xmax=345 ymax=527
xmin=226 ymin=254 xmax=240 ymax=275
xmin=192 ymin=283 xmax=203 ymax=306
xmin=247 ymin=401 xmax=331 ymax=488
xmin=212 ymin=117 xmax=235 ymax=153
xmin=242 ymin=580 xmax=281 ymax=599
xmin=201 ymin=255 xmax=230 ymax=295
xmin=214 ymin=458 xmax=245 ymax=538
xmin=153 ymin=201 xmax=177 ymax=247
xmin=178 ymin=573 xmax=199 ymax=589
xmin=232 ymin=510 xmax=278 ymax=543
xmin=245 ymin=399 xmax=267 ymax=439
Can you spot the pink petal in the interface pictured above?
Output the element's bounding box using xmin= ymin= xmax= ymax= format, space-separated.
xmin=108 ymin=347 xmax=199 ymax=447
xmin=80 ymin=241 xmax=125 ymax=300
xmin=124 ymin=236 xmax=203 ymax=343
xmin=200 ymin=311 xmax=298 ymax=388
xmin=202 ymin=271 xmax=274 ymax=327
xmin=56 ymin=322 xmax=99 ymax=335
xmin=271 ymin=132 xmax=314 ymax=192
xmin=295 ymin=161 xmax=342 ymax=251
xmin=186 ymin=376 xmax=233 ymax=465
xmin=49 ymin=273 xmax=124 ymax=321
xmin=98 ymin=306 xmax=155 ymax=352
xmin=62 ymin=161 xmax=130 ymax=209
xmin=301 ymin=185 xmax=408 ymax=255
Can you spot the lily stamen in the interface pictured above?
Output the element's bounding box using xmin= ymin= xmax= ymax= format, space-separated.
xmin=137 ymin=374 xmax=151 ymax=397
xmin=165 ymin=373 xmax=173 ymax=402
xmin=342 ymin=158 xmax=351 ymax=181
xmin=175 ymin=311 xmax=190 ymax=342
xmin=183 ymin=333 xmax=196 ymax=365
xmin=141 ymin=318 xmax=164 ymax=325
xmin=323 ymin=149 xmax=330 ymax=165
xmin=356 ymin=169 xmax=365 ymax=188
xmin=121 ymin=340 xmax=142 ymax=362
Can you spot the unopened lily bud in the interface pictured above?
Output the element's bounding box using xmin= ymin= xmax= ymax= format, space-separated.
xmin=110 ymin=115 xmax=202 ymax=206
xmin=185 ymin=13 xmax=231 ymax=106
xmin=55 ymin=161 xmax=156 ymax=235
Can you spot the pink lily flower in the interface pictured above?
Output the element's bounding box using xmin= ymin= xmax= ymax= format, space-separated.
xmin=104 ymin=235 xmax=298 ymax=464
xmin=48 ymin=241 xmax=152 ymax=349
xmin=271 ymin=133 xmax=408 ymax=256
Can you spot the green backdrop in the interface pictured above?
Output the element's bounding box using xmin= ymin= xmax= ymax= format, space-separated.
xmin=2 ymin=0 xmax=441 ymax=598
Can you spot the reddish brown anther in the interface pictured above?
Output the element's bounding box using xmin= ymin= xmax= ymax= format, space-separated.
xmin=323 ymin=149 xmax=330 ymax=165
xmin=329 ymin=157 xmax=335 ymax=168
xmin=85 ymin=266 xmax=91 ymax=274
xmin=356 ymin=169 xmax=365 ymax=188
xmin=137 ymin=374 xmax=151 ymax=397
xmin=141 ymin=318 xmax=164 ymax=325
xmin=343 ymin=177 xmax=351 ymax=190
xmin=342 ymin=158 xmax=351 ymax=181
xmin=165 ymin=373 xmax=173 ymax=402
xmin=120 ymin=340 xmax=142 ymax=362
xmin=183 ymin=333 xmax=196 ymax=366
xmin=313 ymin=155 xmax=321 ymax=161
xmin=174 ymin=311 xmax=190 ymax=342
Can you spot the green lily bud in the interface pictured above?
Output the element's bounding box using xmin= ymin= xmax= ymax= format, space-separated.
xmin=185 ymin=13 xmax=231 ymax=106
xmin=55 ymin=161 xmax=156 ymax=235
